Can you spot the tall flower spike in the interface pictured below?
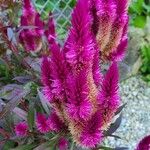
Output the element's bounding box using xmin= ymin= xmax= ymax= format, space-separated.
xmin=79 ymin=112 xmax=103 ymax=148
xmin=91 ymin=0 xmax=129 ymax=61
xmin=98 ymin=63 xmax=120 ymax=129
xmin=64 ymin=0 xmax=94 ymax=121
xmin=41 ymin=56 xmax=54 ymax=102
xmin=19 ymin=0 xmax=44 ymax=52
xmin=65 ymin=0 xmax=94 ymax=70
xmin=65 ymin=72 xmax=92 ymax=121
xmin=45 ymin=13 xmax=56 ymax=45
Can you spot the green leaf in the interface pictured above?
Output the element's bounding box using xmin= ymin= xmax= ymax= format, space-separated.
xmin=27 ymin=105 xmax=35 ymax=132
xmin=10 ymin=144 xmax=37 ymax=150
xmin=98 ymin=146 xmax=114 ymax=150
xmin=129 ymin=0 xmax=144 ymax=15
xmin=3 ymin=140 xmax=17 ymax=150
xmin=132 ymin=15 xmax=147 ymax=28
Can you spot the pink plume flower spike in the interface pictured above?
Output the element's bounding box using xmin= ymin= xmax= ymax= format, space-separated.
xmin=110 ymin=16 xmax=129 ymax=61
xmin=95 ymin=0 xmax=117 ymax=59
xmin=90 ymin=0 xmax=129 ymax=62
xmin=58 ymin=137 xmax=69 ymax=150
xmin=79 ymin=111 xmax=103 ymax=148
xmin=92 ymin=40 xmax=102 ymax=87
xmin=41 ymin=45 xmax=67 ymax=102
xmin=36 ymin=113 xmax=50 ymax=133
xmin=15 ymin=122 xmax=28 ymax=137
xmin=65 ymin=0 xmax=95 ymax=71
xmin=65 ymin=72 xmax=92 ymax=121
xmin=41 ymin=56 xmax=54 ymax=102
xmin=101 ymin=0 xmax=129 ymax=61
xmin=50 ymin=43 xmax=68 ymax=101
xmin=45 ymin=12 xmax=56 ymax=46
xmin=19 ymin=0 xmax=44 ymax=52
xmin=98 ymin=62 xmax=120 ymax=129
xmin=47 ymin=111 xmax=65 ymax=132
xmin=90 ymin=0 xmax=100 ymax=36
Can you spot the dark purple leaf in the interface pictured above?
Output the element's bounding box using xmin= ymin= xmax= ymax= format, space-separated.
xmin=13 ymin=107 xmax=27 ymax=121
xmin=115 ymin=103 xmax=127 ymax=115
xmin=13 ymin=76 xmax=32 ymax=84
xmin=0 ymin=85 xmax=30 ymax=119
xmin=0 ymin=84 xmax=24 ymax=100
xmin=105 ymin=113 xmax=122 ymax=136
xmin=108 ymin=134 xmax=122 ymax=139
xmin=114 ymin=147 xmax=128 ymax=150
xmin=24 ymin=57 xmax=41 ymax=73
xmin=37 ymin=88 xmax=50 ymax=114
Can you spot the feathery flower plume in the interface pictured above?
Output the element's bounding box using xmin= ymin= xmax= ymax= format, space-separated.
xmin=40 ymin=0 xmax=129 ymax=148
xmin=64 ymin=0 xmax=97 ymax=122
xmin=41 ymin=57 xmax=53 ymax=102
xmin=65 ymin=72 xmax=92 ymax=121
xmin=45 ymin=13 xmax=56 ymax=45
xmin=58 ymin=137 xmax=69 ymax=150
xmin=36 ymin=113 xmax=50 ymax=133
xmin=90 ymin=0 xmax=129 ymax=61
xmin=136 ymin=135 xmax=150 ymax=150
xmin=98 ymin=63 xmax=120 ymax=128
xmin=79 ymin=112 xmax=103 ymax=148
xmin=15 ymin=122 xmax=28 ymax=136
xmin=19 ymin=0 xmax=44 ymax=52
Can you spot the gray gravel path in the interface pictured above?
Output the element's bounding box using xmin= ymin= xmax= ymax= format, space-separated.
xmin=104 ymin=76 xmax=150 ymax=150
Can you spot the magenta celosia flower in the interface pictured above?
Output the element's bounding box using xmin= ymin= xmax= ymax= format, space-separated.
xmin=41 ymin=57 xmax=54 ymax=102
xmin=90 ymin=0 xmax=129 ymax=61
xmin=136 ymin=135 xmax=150 ymax=150
xmin=19 ymin=0 xmax=44 ymax=52
xmin=92 ymin=42 xmax=102 ymax=87
xmin=58 ymin=137 xmax=68 ymax=150
xmin=41 ymin=48 xmax=67 ymax=102
xmin=98 ymin=63 xmax=120 ymax=127
xmin=45 ymin=13 xmax=56 ymax=45
xmin=48 ymin=43 xmax=67 ymax=101
xmin=36 ymin=113 xmax=50 ymax=133
xmin=80 ymin=112 xmax=103 ymax=148
xmin=15 ymin=122 xmax=28 ymax=136
xmin=47 ymin=111 xmax=64 ymax=132
xmin=65 ymin=73 xmax=92 ymax=121
xmin=65 ymin=0 xmax=94 ymax=70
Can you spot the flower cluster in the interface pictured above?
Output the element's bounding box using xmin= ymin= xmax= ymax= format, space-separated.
xmin=16 ymin=0 xmax=129 ymax=149
xmin=91 ymin=0 xmax=129 ymax=61
xmin=19 ymin=0 xmax=44 ymax=52
xmin=41 ymin=0 xmax=129 ymax=148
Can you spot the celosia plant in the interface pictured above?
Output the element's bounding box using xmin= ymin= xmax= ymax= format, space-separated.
xmin=0 ymin=0 xmax=129 ymax=149
xmin=40 ymin=0 xmax=129 ymax=148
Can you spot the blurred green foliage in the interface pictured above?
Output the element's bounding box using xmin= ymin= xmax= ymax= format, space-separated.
xmin=140 ymin=44 xmax=150 ymax=84
xmin=129 ymin=0 xmax=150 ymax=28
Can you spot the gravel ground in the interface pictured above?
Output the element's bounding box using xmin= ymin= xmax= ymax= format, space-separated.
xmin=104 ymin=76 xmax=150 ymax=150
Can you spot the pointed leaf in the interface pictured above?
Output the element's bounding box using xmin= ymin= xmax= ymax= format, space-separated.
xmin=37 ymin=88 xmax=50 ymax=114
xmin=27 ymin=105 xmax=35 ymax=132
xmin=115 ymin=103 xmax=127 ymax=115
xmin=105 ymin=113 xmax=122 ymax=136
xmin=114 ymin=147 xmax=128 ymax=150
xmin=13 ymin=107 xmax=27 ymax=121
